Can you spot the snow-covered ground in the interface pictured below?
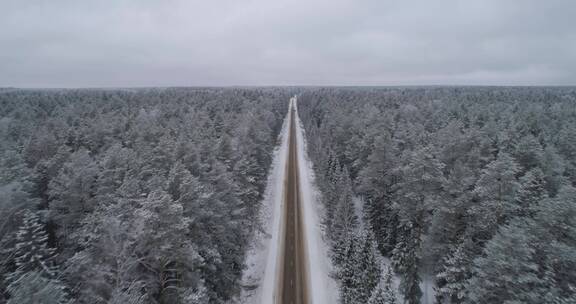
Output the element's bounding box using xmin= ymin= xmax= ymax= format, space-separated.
xmin=237 ymin=97 xmax=338 ymax=303
xmin=294 ymin=98 xmax=339 ymax=304
xmin=237 ymin=101 xmax=290 ymax=304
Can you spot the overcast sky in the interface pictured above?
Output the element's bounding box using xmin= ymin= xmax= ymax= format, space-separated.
xmin=1 ymin=0 xmax=575 ymax=87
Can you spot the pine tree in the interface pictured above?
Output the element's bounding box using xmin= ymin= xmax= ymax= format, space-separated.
xmin=338 ymin=232 xmax=382 ymax=303
xmin=399 ymin=245 xmax=421 ymax=304
xmin=395 ymin=147 xmax=446 ymax=224
xmin=515 ymin=168 xmax=548 ymax=218
xmin=539 ymin=146 xmax=566 ymax=196
xmin=357 ymin=232 xmax=381 ymax=303
xmin=233 ymin=151 xmax=265 ymax=232
xmin=6 ymin=210 xmax=57 ymax=285
xmin=48 ymin=148 xmax=98 ymax=248
xmin=465 ymin=220 xmax=546 ymax=304
xmin=435 ymin=238 xmax=474 ymax=303
xmin=369 ymin=266 xmax=397 ymax=304
xmin=369 ymin=279 xmax=388 ymax=304
xmin=358 ymin=133 xmax=400 ymax=256
xmin=340 ymin=238 xmax=361 ymax=304
xmin=166 ymin=160 xmax=190 ymax=201
xmin=470 ymin=152 xmax=520 ymax=238
xmin=109 ymin=282 xmax=147 ymax=304
xmin=513 ymin=134 xmax=543 ymax=170
xmin=366 ymin=198 xmax=399 ymax=256
xmin=391 ymin=221 xmax=415 ymax=274
xmin=426 ymin=159 xmax=475 ymax=268
xmin=134 ymin=191 xmax=198 ymax=304
xmin=7 ymin=271 xmax=69 ymax=304
xmin=324 ymin=156 xmax=343 ymax=231
xmin=182 ymin=280 xmax=209 ymax=304
xmin=532 ymin=186 xmax=576 ymax=298
xmin=95 ymin=144 xmax=136 ymax=203
xmin=330 ymin=167 xmax=358 ymax=267
xmin=392 ymin=221 xmax=421 ymax=304
xmin=4 ymin=210 xmax=69 ymax=303
xmin=474 ymin=152 xmax=519 ymax=205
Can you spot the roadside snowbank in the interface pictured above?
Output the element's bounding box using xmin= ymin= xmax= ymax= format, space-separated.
xmin=238 ymin=101 xmax=291 ymax=304
xmin=294 ymin=98 xmax=339 ymax=304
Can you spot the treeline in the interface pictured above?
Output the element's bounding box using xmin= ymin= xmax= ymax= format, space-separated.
xmin=0 ymin=88 xmax=289 ymax=303
xmin=297 ymin=87 xmax=576 ymax=304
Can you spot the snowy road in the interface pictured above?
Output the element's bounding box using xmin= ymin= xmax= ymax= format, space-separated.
xmin=239 ymin=96 xmax=337 ymax=304
xmin=278 ymin=98 xmax=309 ymax=304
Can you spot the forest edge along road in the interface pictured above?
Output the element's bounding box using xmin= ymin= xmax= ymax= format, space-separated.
xmin=278 ymin=97 xmax=310 ymax=304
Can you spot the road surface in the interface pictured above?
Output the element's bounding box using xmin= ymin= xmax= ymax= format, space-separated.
xmin=278 ymin=98 xmax=309 ymax=304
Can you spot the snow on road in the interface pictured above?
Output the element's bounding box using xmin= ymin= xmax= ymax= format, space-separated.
xmin=238 ymin=97 xmax=338 ymax=304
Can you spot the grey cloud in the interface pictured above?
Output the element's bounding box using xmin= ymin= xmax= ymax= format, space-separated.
xmin=1 ymin=0 xmax=575 ymax=87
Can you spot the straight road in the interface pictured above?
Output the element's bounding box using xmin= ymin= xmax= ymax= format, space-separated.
xmin=278 ymin=98 xmax=309 ymax=304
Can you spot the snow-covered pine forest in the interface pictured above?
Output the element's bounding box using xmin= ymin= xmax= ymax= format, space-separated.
xmin=0 ymin=88 xmax=290 ymax=303
xmin=297 ymin=87 xmax=576 ymax=304
xmin=1 ymin=86 xmax=576 ymax=304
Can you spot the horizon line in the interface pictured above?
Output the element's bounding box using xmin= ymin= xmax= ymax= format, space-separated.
xmin=2 ymin=84 xmax=576 ymax=90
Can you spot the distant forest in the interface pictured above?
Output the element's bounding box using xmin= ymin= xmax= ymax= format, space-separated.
xmin=297 ymin=87 xmax=576 ymax=304
xmin=0 ymin=88 xmax=289 ymax=303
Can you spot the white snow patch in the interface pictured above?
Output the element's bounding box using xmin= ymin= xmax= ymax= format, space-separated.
xmin=237 ymin=101 xmax=291 ymax=304
xmin=294 ymin=97 xmax=339 ymax=304
xmin=420 ymin=274 xmax=436 ymax=304
xmin=353 ymin=196 xmax=366 ymax=231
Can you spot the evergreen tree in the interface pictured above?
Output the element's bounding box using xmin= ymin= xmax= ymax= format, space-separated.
xmin=6 ymin=210 xmax=57 ymax=285
xmin=323 ymin=154 xmax=343 ymax=231
xmin=398 ymin=243 xmax=421 ymax=304
xmin=515 ymin=168 xmax=548 ymax=217
xmin=539 ymin=146 xmax=566 ymax=196
xmin=356 ymin=232 xmax=381 ymax=303
xmin=367 ymin=199 xmax=399 ymax=256
xmin=338 ymin=232 xmax=380 ymax=304
xmin=465 ymin=220 xmax=546 ymax=304
xmin=435 ymin=238 xmax=474 ymax=303
xmin=48 ymin=148 xmax=98 ymax=249
xmin=426 ymin=160 xmax=475 ymax=271
xmin=7 ymin=271 xmax=69 ymax=304
xmin=182 ymin=280 xmax=209 ymax=304
xmin=470 ymin=152 xmax=520 ymax=239
xmin=513 ymin=134 xmax=543 ymax=170
xmin=358 ymin=134 xmax=399 ymax=255
xmin=340 ymin=238 xmax=361 ymax=304
xmin=234 ymin=151 xmax=265 ymax=232
xmin=392 ymin=221 xmax=421 ymax=304
xmin=134 ymin=191 xmax=199 ymax=304
xmin=108 ymin=281 xmax=147 ymax=304
xmin=330 ymin=167 xmax=358 ymax=267
xmin=166 ymin=160 xmax=191 ymax=202
xmin=369 ymin=266 xmax=398 ymax=304
xmin=395 ymin=147 xmax=446 ymax=224
xmin=94 ymin=144 xmax=137 ymax=204
xmin=533 ymin=186 xmax=576 ymax=297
